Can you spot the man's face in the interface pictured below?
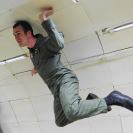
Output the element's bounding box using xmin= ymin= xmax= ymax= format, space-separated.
xmin=13 ymin=25 xmax=29 ymax=47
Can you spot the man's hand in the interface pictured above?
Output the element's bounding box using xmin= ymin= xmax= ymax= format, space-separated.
xmin=31 ymin=68 xmax=37 ymax=76
xmin=39 ymin=6 xmax=54 ymax=22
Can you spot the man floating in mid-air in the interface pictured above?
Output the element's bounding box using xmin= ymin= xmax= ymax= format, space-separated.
xmin=13 ymin=6 xmax=133 ymax=127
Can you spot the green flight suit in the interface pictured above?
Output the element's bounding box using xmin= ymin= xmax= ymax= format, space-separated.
xmin=29 ymin=19 xmax=108 ymax=127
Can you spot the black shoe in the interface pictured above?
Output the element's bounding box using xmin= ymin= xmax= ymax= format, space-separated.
xmin=104 ymin=91 xmax=133 ymax=111
xmin=86 ymin=93 xmax=98 ymax=100
xmin=87 ymin=93 xmax=112 ymax=112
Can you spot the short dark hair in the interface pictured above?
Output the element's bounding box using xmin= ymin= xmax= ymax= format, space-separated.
xmin=13 ymin=20 xmax=34 ymax=36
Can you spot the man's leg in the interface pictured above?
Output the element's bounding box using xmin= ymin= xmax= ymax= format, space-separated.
xmin=54 ymin=92 xmax=103 ymax=127
xmin=54 ymin=96 xmax=73 ymax=127
xmin=59 ymin=73 xmax=133 ymax=124
xmin=86 ymin=93 xmax=112 ymax=111
xmin=59 ymin=73 xmax=108 ymax=123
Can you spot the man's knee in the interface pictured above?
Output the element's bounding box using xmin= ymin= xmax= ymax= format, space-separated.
xmin=55 ymin=121 xmax=66 ymax=127
xmin=63 ymin=103 xmax=79 ymax=121
xmin=55 ymin=119 xmax=72 ymax=127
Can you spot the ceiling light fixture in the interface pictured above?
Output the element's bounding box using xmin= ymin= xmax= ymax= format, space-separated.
xmin=0 ymin=54 xmax=27 ymax=65
xmin=72 ymin=0 xmax=80 ymax=3
xmin=102 ymin=21 xmax=133 ymax=34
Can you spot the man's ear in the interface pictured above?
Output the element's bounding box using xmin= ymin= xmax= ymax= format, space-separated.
xmin=27 ymin=31 xmax=32 ymax=37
